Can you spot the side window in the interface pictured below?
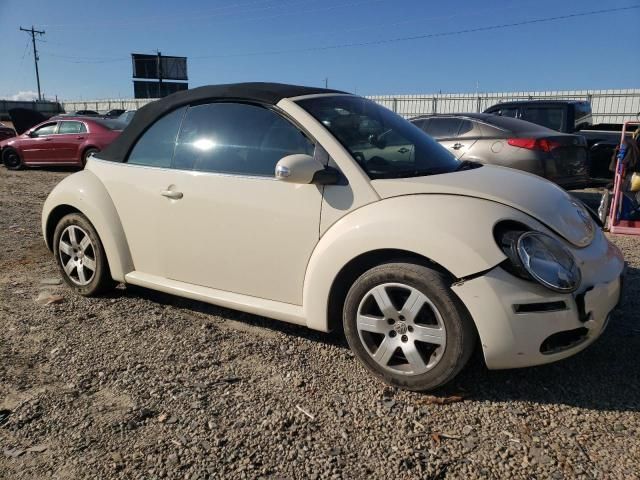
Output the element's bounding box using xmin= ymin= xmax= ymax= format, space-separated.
xmin=173 ymin=102 xmax=314 ymax=176
xmin=496 ymin=107 xmax=519 ymax=118
xmin=127 ymin=106 xmax=187 ymax=168
xmin=58 ymin=121 xmax=86 ymax=134
xmin=522 ymin=107 xmax=564 ymax=131
xmin=412 ymin=119 xmax=430 ymax=132
xmin=32 ymin=123 xmax=57 ymax=137
xmin=457 ymin=120 xmax=475 ymax=136
xmin=427 ymin=118 xmax=462 ymax=139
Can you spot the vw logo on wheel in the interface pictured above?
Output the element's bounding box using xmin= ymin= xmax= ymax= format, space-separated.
xmin=394 ymin=322 xmax=408 ymax=335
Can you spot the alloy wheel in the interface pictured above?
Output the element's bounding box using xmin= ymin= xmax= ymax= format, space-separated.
xmin=58 ymin=225 xmax=97 ymax=286
xmin=356 ymin=283 xmax=447 ymax=375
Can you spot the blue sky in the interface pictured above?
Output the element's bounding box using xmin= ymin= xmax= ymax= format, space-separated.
xmin=0 ymin=0 xmax=638 ymax=100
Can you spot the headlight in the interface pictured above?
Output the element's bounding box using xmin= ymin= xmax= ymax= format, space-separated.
xmin=516 ymin=231 xmax=581 ymax=293
xmin=494 ymin=223 xmax=581 ymax=293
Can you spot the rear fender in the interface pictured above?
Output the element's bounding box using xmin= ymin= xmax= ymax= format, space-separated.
xmin=303 ymin=194 xmax=522 ymax=331
xmin=42 ymin=169 xmax=134 ymax=281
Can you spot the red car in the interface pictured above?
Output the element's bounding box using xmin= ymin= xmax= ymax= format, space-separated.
xmin=0 ymin=117 xmax=123 ymax=170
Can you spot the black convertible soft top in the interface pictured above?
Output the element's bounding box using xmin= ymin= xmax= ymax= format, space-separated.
xmin=99 ymin=82 xmax=347 ymax=162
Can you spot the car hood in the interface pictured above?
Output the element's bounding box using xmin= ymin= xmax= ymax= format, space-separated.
xmin=8 ymin=108 xmax=48 ymax=135
xmin=370 ymin=165 xmax=596 ymax=247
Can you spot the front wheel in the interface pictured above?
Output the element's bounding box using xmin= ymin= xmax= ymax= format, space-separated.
xmin=2 ymin=147 xmax=24 ymax=170
xmin=343 ymin=262 xmax=476 ymax=391
xmin=53 ymin=213 xmax=115 ymax=296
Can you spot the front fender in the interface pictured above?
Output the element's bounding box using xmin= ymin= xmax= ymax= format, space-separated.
xmin=303 ymin=194 xmax=521 ymax=331
xmin=42 ymin=169 xmax=134 ymax=282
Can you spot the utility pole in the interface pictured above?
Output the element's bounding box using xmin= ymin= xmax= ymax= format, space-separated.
xmin=157 ymin=50 xmax=163 ymax=98
xmin=20 ymin=25 xmax=45 ymax=101
xmin=324 ymin=77 xmax=328 ymax=88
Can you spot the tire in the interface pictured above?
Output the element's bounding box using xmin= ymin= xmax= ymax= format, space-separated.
xmin=82 ymin=147 xmax=99 ymax=167
xmin=343 ymin=262 xmax=476 ymax=391
xmin=53 ymin=213 xmax=115 ymax=296
xmin=2 ymin=147 xmax=24 ymax=170
xmin=598 ymin=189 xmax=610 ymax=225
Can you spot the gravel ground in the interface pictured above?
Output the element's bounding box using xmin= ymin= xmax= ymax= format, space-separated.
xmin=1 ymin=167 xmax=639 ymax=480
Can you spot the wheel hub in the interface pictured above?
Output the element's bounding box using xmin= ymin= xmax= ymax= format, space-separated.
xmin=394 ymin=322 xmax=408 ymax=335
xmin=58 ymin=225 xmax=96 ymax=286
xmin=356 ymin=282 xmax=447 ymax=376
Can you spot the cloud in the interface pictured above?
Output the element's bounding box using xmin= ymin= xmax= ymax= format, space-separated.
xmin=3 ymin=91 xmax=40 ymax=101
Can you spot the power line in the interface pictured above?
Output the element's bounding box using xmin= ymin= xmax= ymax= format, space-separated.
xmin=39 ymin=50 xmax=127 ymax=63
xmin=36 ymin=0 xmax=388 ymax=63
xmin=268 ymin=0 xmax=530 ymax=41
xmin=33 ymin=4 xmax=640 ymax=65
xmin=39 ymin=0 xmax=329 ymax=30
xmin=19 ymin=25 xmax=45 ymax=101
xmin=191 ymin=4 xmax=640 ymax=58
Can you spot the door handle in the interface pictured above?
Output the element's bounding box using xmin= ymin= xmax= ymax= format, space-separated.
xmin=160 ymin=190 xmax=183 ymax=199
xmin=452 ymin=143 xmax=464 ymax=150
xmin=43 ymin=138 xmax=52 ymax=141
xmin=76 ymin=136 xmax=85 ymax=139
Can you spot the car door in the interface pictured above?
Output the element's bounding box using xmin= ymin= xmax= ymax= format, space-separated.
xmin=20 ymin=122 xmax=59 ymax=162
xmin=56 ymin=121 xmax=87 ymax=162
xmin=424 ymin=117 xmax=467 ymax=159
xmin=162 ymin=102 xmax=323 ymax=305
xmin=92 ymin=106 xmax=188 ymax=278
xmin=452 ymin=119 xmax=481 ymax=160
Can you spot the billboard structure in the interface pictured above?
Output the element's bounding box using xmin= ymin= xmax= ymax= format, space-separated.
xmin=131 ymin=52 xmax=188 ymax=99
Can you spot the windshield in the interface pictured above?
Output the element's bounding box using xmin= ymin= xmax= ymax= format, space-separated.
xmin=93 ymin=118 xmax=126 ymax=131
xmin=118 ymin=111 xmax=136 ymax=124
xmin=296 ymin=95 xmax=461 ymax=179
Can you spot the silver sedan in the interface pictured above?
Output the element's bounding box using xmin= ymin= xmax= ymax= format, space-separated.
xmin=410 ymin=113 xmax=590 ymax=189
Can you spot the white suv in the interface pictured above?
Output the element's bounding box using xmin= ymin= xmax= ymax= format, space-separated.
xmin=42 ymin=83 xmax=624 ymax=391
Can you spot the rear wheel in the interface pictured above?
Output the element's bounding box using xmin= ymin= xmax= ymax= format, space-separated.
xmin=53 ymin=213 xmax=114 ymax=296
xmin=2 ymin=148 xmax=23 ymax=170
xmin=82 ymin=147 xmax=99 ymax=167
xmin=343 ymin=262 xmax=476 ymax=391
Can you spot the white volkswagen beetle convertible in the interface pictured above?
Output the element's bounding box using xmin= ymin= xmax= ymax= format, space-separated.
xmin=42 ymin=83 xmax=624 ymax=391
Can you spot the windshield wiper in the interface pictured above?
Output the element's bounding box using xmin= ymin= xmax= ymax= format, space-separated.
xmin=373 ymin=168 xmax=447 ymax=179
xmin=455 ymin=160 xmax=481 ymax=171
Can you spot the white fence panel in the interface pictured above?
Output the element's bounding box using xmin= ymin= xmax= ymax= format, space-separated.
xmin=63 ymin=89 xmax=640 ymax=124
xmin=367 ymin=89 xmax=640 ymax=124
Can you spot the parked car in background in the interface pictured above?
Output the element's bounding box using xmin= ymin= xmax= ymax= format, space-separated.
xmin=484 ymin=100 xmax=636 ymax=179
xmin=42 ymin=83 xmax=623 ymax=392
xmin=0 ymin=117 xmax=124 ymax=169
xmin=117 ymin=110 xmax=136 ymax=124
xmin=410 ymin=113 xmax=590 ymax=189
xmin=74 ymin=110 xmax=100 ymax=116
xmin=103 ymin=109 xmax=126 ymax=119
xmin=484 ymin=100 xmax=593 ymax=132
xmin=0 ymin=122 xmax=16 ymax=141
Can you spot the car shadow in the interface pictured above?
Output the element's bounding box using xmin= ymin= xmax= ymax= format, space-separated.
xmin=117 ymin=284 xmax=348 ymax=349
xmin=113 ymin=264 xmax=639 ymax=413
xmin=27 ymin=166 xmax=82 ymax=173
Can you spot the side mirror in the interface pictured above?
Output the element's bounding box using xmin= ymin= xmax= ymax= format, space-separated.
xmin=275 ymin=154 xmax=339 ymax=185
xmin=28 ymin=131 xmax=37 ymax=138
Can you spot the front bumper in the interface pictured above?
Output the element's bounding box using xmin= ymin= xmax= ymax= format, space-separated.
xmin=452 ymin=234 xmax=624 ymax=370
